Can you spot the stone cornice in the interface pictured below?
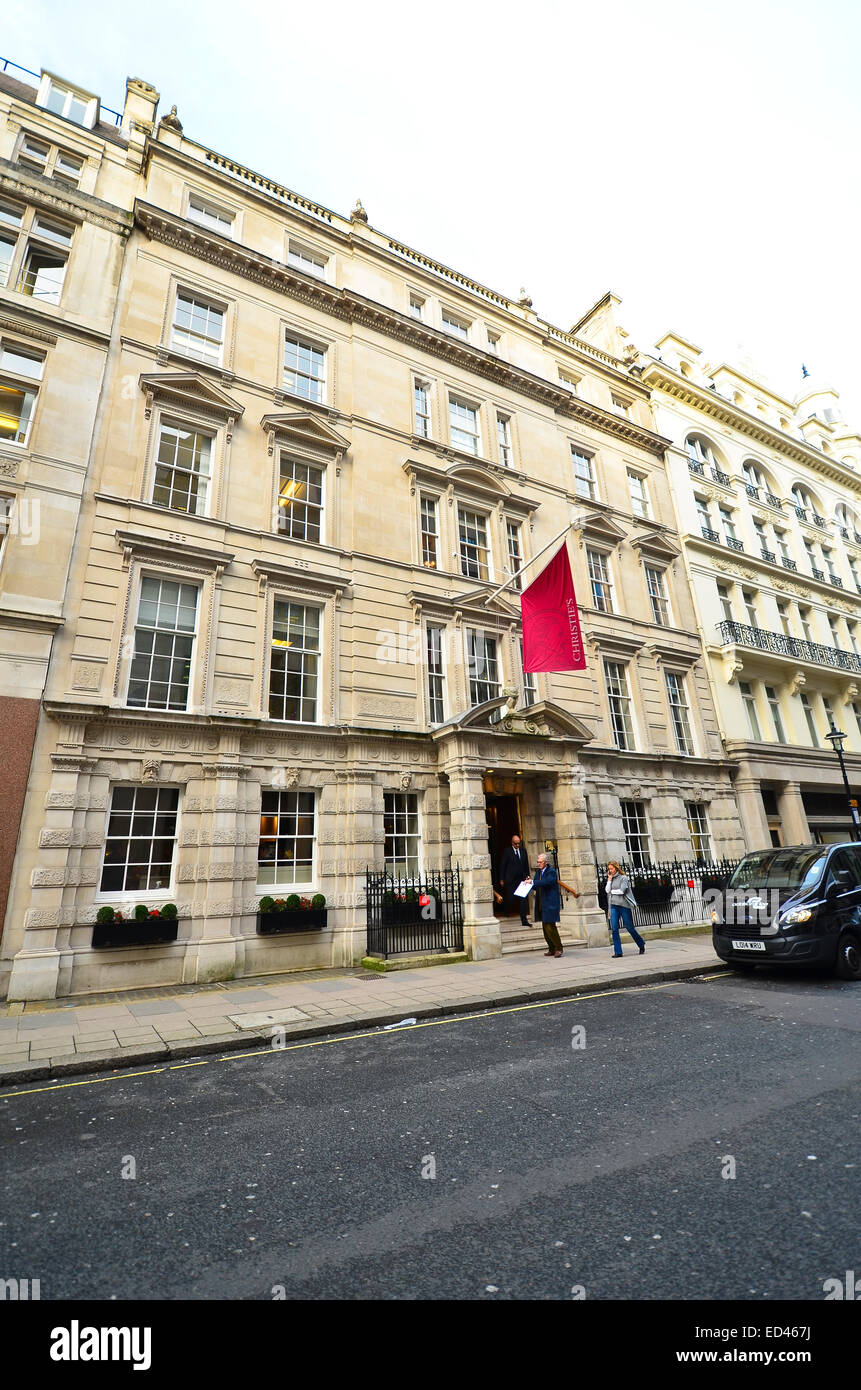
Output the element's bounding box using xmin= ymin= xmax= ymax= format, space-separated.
xmin=147 ymin=143 xmax=638 ymax=384
xmin=0 ymin=311 xmax=58 ymax=346
xmin=0 ymin=606 xmax=63 ymax=633
xmin=134 ymin=202 xmax=669 ymax=457
xmin=0 ymin=158 xmax=133 ymax=236
xmin=115 ymin=528 xmax=235 ymax=572
xmin=643 ymin=360 xmax=861 ymax=493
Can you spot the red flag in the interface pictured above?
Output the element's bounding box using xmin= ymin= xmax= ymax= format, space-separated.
xmin=521 ymin=541 xmax=585 ymax=672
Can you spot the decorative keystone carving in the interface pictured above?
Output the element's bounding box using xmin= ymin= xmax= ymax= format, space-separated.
xmin=787 ymin=670 xmax=806 ymax=696
xmin=141 ymin=758 xmax=161 ymax=782
xmin=400 ymin=772 xmax=413 ymax=791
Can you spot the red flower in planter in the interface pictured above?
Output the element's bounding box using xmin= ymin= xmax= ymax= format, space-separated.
xmin=150 ymin=909 xmax=161 ymax=917
xmin=419 ymin=893 xmax=430 ymax=907
xmin=687 ymin=880 xmax=695 ymax=889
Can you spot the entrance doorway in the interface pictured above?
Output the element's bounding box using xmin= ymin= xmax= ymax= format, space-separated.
xmin=485 ymin=792 xmax=522 ymax=916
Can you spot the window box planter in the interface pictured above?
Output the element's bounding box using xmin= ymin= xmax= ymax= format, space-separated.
xmin=92 ymin=918 xmax=180 ymax=948
xmin=91 ymin=903 xmax=179 ymax=948
xmin=256 ymin=895 xmax=327 ymax=934
xmin=257 ymin=910 xmax=327 ymax=934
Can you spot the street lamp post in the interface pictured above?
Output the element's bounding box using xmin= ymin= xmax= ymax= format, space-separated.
xmin=825 ymin=721 xmax=860 ymax=841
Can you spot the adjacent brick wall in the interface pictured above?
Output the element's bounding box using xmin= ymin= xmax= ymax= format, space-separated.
xmin=0 ymin=697 xmax=39 ymax=942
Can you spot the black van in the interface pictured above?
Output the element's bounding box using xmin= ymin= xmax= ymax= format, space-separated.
xmin=712 ymin=843 xmax=861 ymax=979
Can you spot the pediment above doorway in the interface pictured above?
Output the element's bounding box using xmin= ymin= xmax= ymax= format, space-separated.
xmin=430 ymin=693 xmax=595 ymax=744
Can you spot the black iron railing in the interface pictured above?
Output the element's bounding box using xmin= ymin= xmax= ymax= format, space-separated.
xmin=366 ymin=867 xmax=464 ymax=958
xmin=761 ymin=548 xmax=776 ymax=564
xmin=782 ymin=557 xmax=797 ymax=571
xmin=712 ymin=468 xmax=731 ymax=487
xmin=765 ymin=493 xmax=783 ymax=510
xmin=718 ymin=620 xmax=861 ymax=674
xmin=596 ymin=859 xmax=742 ymax=927
xmin=745 ymin=484 xmax=759 ymax=499
xmin=832 ymin=575 xmax=844 ymax=588
xmin=688 ymin=460 xmax=705 ymax=476
xmin=812 ymin=566 xmax=825 ymax=581
xmin=795 ymin=507 xmax=808 ymax=522
xmin=701 ymin=526 xmax=720 ymax=542
xmin=813 ymin=514 xmax=827 ymax=528
xmin=726 ymin=537 xmax=744 ymax=551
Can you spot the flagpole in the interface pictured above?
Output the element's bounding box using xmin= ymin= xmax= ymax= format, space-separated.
xmin=482 ymin=521 xmax=574 ymax=606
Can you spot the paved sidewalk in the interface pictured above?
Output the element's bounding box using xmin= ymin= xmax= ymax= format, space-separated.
xmin=0 ymin=932 xmax=723 ymax=1086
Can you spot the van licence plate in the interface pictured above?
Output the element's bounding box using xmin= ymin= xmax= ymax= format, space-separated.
xmin=732 ymin=940 xmax=765 ymax=952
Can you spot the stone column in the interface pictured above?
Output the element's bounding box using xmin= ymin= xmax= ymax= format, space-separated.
xmin=182 ymin=759 xmax=246 ymax=985
xmin=733 ymin=774 xmax=772 ymax=850
xmin=329 ymin=769 xmax=377 ymax=967
xmin=445 ymin=757 xmax=500 ymax=959
xmin=553 ymin=768 xmax=607 ymax=946
xmin=776 ymin=780 xmax=810 ymax=845
xmin=7 ymin=750 xmax=96 ymax=1001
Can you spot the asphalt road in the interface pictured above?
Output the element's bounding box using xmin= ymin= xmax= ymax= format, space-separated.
xmin=1 ymin=970 xmax=859 ymax=1301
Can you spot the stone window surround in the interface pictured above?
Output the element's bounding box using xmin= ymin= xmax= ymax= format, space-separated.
xmin=183 ymin=183 xmax=241 ymax=239
xmin=279 ymin=317 xmax=333 ymax=409
xmin=257 ymin=785 xmax=319 ymax=891
xmin=0 ymin=197 xmax=77 ymax=307
xmin=110 ymin=529 xmax=235 ymax=716
xmin=403 ymin=458 xmax=537 ymax=582
xmin=138 ymin=372 xmax=244 ymax=523
xmin=94 ymin=781 xmax=182 ymax=904
xmin=251 ymin=558 xmax=348 ymax=727
xmin=161 ymin=273 xmax=236 ymax=372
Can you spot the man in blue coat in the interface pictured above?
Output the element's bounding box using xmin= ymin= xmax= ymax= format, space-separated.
xmin=531 ymin=853 xmax=579 ymax=958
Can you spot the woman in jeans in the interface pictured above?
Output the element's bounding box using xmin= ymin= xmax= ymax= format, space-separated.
xmin=605 ymin=860 xmax=646 ymax=958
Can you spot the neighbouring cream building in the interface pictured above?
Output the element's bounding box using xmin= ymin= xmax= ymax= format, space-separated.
xmin=0 ymin=62 xmax=139 ymax=964
xmin=0 ymin=60 xmax=747 ymax=1001
xmin=620 ymin=321 xmax=861 ymax=849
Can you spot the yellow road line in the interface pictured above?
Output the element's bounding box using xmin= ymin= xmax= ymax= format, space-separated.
xmin=2 ymin=980 xmax=678 ymax=1098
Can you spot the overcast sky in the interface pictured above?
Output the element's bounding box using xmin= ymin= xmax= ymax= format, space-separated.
xmin=8 ymin=0 xmax=861 ymax=421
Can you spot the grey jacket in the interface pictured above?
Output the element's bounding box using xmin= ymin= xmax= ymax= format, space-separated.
xmin=605 ymin=872 xmax=637 ymax=911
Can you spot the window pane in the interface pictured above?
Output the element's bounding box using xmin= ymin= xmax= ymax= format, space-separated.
xmin=99 ymin=786 xmax=178 ymax=894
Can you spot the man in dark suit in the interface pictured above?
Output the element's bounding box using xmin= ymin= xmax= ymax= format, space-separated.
xmin=499 ymin=834 xmax=532 ymax=925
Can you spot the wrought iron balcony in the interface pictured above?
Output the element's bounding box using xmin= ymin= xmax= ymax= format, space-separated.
xmin=831 ymin=575 xmax=844 ymax=588
xmin=760 ymin=548 xmax=776 ymax=564
xmin=813 ymin=513 xmax=827 ymax=529
xmin=726 ymin=537 xmax=744 ymax=552
xmin=701 ymin=526 xmax=720 ymax=542
xmin=781 ymin=557 xmax=797 ymax=571
xmin=812 ymin=567 xmax=825 ymax=581
xmin=688 ymin=460 xmax=705 ymax=476
xmin=764 ymin=493 xmax=783 ymax=510
xmin=795 ymin=506 xmax=808 ymax=522
xmin=712 ymin=468 xmax=731 ymax=487
xmin=855 ymin=533 xmax=861 ymax=547
xmin=717 ymin=620 xmax=861 ymax=675
xmin=840 ymin=527 xmax=850 ymax=541
xmin=745 ymin=484 xmax=760 ymax=499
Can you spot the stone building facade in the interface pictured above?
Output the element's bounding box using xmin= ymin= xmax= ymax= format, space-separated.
xmin=1 ymin=63 xmax=744 ymax=1000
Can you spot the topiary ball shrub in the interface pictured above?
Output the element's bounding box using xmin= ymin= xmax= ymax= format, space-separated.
xmin=285 ymin=894 xmax=301 ymax=910
xmin=311 ymin=893 xmax=326 ymax=910
xmin=160 ymin=903 xmax=178 ymax=920
xmin=134 ymin=904 xmax=150 ymax=922
xmin=259 ymin=896 xmax=276 ymax=913
xmin=96 ymin=906 xmax=115 ymax=924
